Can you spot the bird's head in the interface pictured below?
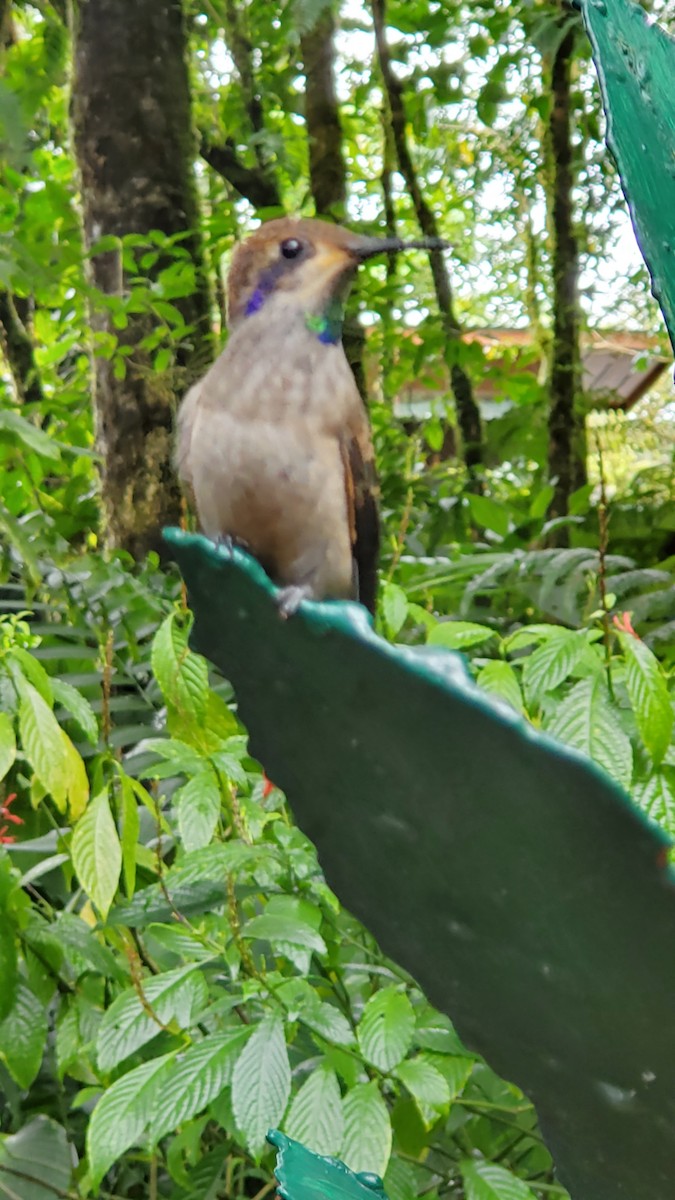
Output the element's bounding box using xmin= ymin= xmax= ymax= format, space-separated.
xmin=227 ymin=217 xmax=447 ymax=343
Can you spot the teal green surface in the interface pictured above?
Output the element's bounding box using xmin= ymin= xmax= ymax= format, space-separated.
xmin=578 ymin=0 xmax=675 ymax=351
xmin=267 ymin=1130 xmax=388 ymax=1200
xmin=167 ymin=529 xmax=675 ymax=1200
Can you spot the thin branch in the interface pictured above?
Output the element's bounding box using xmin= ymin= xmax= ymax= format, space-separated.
xmin=200 ymin=137 xmax=281 ymax=210
xmin=594 ymin=430 xmax=615 ymax=698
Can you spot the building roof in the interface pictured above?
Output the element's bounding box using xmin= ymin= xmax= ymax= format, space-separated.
xmin=387 ymin=327 xmax=670 ymax=418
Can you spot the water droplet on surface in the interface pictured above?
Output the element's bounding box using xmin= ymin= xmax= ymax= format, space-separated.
xmin=447 ymin=918 xmax=475 ymax=942
xmin=375 ymin=811 xmax=413 ymax=838
xmin=540 ymin=962 xmax=552 ymax=979
xmin=596 ymin=1080 xmax=637 ymax=1109
xmin=642 ymin=1070 xmax=656 ymax=1084
xmin=356 ymin=1173 xmax=384 ymax=1191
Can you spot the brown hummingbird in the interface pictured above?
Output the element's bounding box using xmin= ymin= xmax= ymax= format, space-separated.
xmin=176 ymin=216 xmax=446 ymax=616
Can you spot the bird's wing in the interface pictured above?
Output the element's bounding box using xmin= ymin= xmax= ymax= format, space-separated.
xmin=175 ymin=381 xmax=201 ymax=506
xmin=340 ymin=424 xmax=380 ymax=615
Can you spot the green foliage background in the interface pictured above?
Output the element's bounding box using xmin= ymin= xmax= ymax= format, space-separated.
xmin=0 ymin=2 xmax=674 ymax=1200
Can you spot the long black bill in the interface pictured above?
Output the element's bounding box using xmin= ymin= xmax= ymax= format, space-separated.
xmin=352 ymin=234 xmax=449 ymax=260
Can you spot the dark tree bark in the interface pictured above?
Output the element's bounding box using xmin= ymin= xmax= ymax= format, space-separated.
xmin=546 ymin=16 xmax=586 ymax=534
xmin=0 ymin=293 xmax=44 ymax=407
xmin=71 ymin=0 xmax=212 ymax=560
xmin=0 ymin=6 xmax=43 ymax=408
xmin=371 ymin=0 xmax=484 ymax=477
xmin=301 ymin=6 xmax=347 ymax=220
xmin=0 ymin=0 xmax=14 ymax=48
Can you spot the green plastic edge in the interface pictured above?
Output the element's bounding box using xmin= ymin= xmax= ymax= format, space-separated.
xmin=165 ymin=527 xmax=674 ymax=869
xmin=266 ymin=1129 xmax=389 ymax=1200
xmin=578 ymin=0 xmax=675 ymax=352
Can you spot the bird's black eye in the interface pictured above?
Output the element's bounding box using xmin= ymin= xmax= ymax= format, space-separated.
xmin=280 ymin=238 xmax=303 ymax=260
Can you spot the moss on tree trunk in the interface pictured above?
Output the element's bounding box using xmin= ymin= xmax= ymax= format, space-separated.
xmin=71 ymin=0 xmax=212 ymax=559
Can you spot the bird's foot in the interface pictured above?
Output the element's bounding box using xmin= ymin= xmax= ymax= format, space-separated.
xmin=276 ymin=583 xmax=315 ymax=619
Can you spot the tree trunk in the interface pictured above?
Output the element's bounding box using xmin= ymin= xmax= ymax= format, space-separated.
xmin=71 ymin=0 xmax=212 ymax=560
xmin=301 ymin=4 xmax=366 ymax=396
xmin=301 ymin=6 xmax=347 ymax=221
xmin=371 ymin=0 xmax=484 ymax=478
xmin=546 ymin=17 xmax=586 ymax=535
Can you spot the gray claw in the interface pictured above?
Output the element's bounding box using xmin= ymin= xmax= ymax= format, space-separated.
xmin=276 ymin=584 xmax=314 ymax=619
xmin=213 ymin=534 xmax=249 ymax=556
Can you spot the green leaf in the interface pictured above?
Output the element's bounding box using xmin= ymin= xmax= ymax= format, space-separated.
xmin=109 ymin=842 xmax=279 ymax=926
xmin=414 ymin=1006 xmax=466 ymax=1054
xmin=0 ymin=922 xmax=17 ymax=1022
xmin=618 ymin=633 xmax=673 ymax=765
xmin=422 ymin=1052 xmax=474 ymax=1097
xmin=174 ymin=769 xmax=222 ymax=852
xmin=529 ymin=483 xmax=555 ymax=520
xmin=151 ymin=612 xmax=209 ymax=723
xmin=18 ymin=680 xmax=69 ymax=809
xmin=357 ymin=987 xmax=415 ymax=1071
xmin=232 ymin=1014 xmax=291 ymax=1158
xmin=427 ymin=621 xmax=498 ymax=651
xmin=0 ymin=1116 xmax=73 ymax=1200
xmin=51 ymin=677 xmax=99 ymax=744
xmin=72 ymin=790 xmax=121 ymax=919
xmin=138 ymin=736 xmax=206 ymax=777
xmin=97 ymin=964 xmax=208 ymax=1071
xmin=252 ymin=894 xmax=325 ymax=968
xmin=87 ymin=1053 xmax=175 ymax=1188
xmin=60 ymin=729 xmax=90 ymax=820
xmin=0 ymin=982 xmax=48 ymax=1088
xmin=0 ymin=409 xmax=61 ymax=461
xmin=383 ymin=1158 xmax=419 ymax=1200
xmin=395 ymin=1055 xmax=450 ymax=1118
xmin=633 ymin=768 xmax=675 ymax=837
xmin=467 ymin=493 xmax=511 ymax=538
xmin=0 ymin=711 xmax=16 ymax=781
xmin=547 ymin=677 xmax=633 ymax=790
xmin=461 ymin=1158 xmax=536 ymax=1200
xmin=381 ymin=583 xmax=409 ymax=640
xmin=284 ymin=1063 xmax=344 ymax=1156
xmin=341 ymin=1081 xmax=392 ymax=1176
xmin=148 ymin=1028 xmax=250 ymax=1143
xmin=119 ymin=773 xmax=140 ymax=896
xmin=241 ymin=912 xmax=327 ymax=955
xmin=276 ymin=978 xmax=354 ymax=1046
xmin=145 ymin=922 xmax=216 ymax=962
xmin=476 ymin=661 xmax=524 ymax=714
xmin=522 ymin=630 xmax=589 ymax=705
xmin=10 ymin=648 xmax=54 ymax=704
xmin=303 ymin=999 xmax=355 ymax=1046
xmin=504 ymin=624 xmax=571 ymax=653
